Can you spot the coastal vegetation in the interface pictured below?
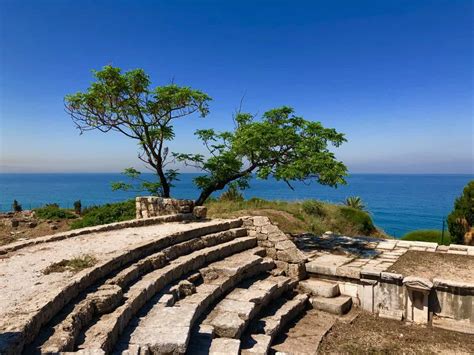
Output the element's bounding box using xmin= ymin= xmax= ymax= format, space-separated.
xmin=401 ymin=229 xmax=452 ymax=246
xmin=34 ymin=204 xmax=77 ymax=220
xmin=205 ymin=198 xmax=379 ymax=237
xmin=70 ymin=200 xmax=135 ymax=229
xmin=66 ymin=66 xmax=348 ymax=206
xmin=344 ymin=196 xmax=366 ymax=210
xmin=447 ymin=180 xmax=474 ymax=244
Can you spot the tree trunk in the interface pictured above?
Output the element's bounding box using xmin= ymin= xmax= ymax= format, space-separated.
xmin=156 ymin=167 xmax=171 ymax=198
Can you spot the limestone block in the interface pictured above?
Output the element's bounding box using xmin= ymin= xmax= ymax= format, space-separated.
xmin=287 ymin=262 xmax=306 ymax=280
xmin=305 ymin=254 xmax=354 ymax=276
xmin=403 ymin=276 xmax=433 ymax=324
xmin=311 ymin=295 xmax=352 ymax=315
xmin=276 ymin=247 xmax=305 ymax=263
xmin=299 ymin=279 xmax=340 ymax=298
xmin=210 ymin=338 xmax=241 ymax=355
xmin=379 ymin=309 xmax=403 ymax=321
xmin=192 ymin=206 xmax=207 ymax=219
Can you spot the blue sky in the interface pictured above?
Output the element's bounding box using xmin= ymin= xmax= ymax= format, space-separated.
xmin=0 ymin=0 xmax=472 ymax=174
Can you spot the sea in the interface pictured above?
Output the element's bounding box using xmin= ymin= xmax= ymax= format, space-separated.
xmin=0 ymin=173 xmax=472 ymax=238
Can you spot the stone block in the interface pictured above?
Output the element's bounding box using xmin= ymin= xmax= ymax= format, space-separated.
xmin=311 ymin=295 xmax=352 ymax=315
xmin=379 ymin=309 xmax=403 ymax=321
xmin=299 ymin=279 xmax=340 ymax=298
xmin=192 ymin=206 xmax=207 ymax=219
xmin=306 ymin=254 xmax=354 ymax=276
xmin=287 ymin=262 xmax=306 ymax=280
xmin=209 ymin=338 xmax=241 ymax=355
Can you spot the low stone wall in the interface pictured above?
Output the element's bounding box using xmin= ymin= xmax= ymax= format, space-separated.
xmin=241 ymin=216 xmax=307 ymax=280
xmin=135 ymin=197 xmax=195 ymax=219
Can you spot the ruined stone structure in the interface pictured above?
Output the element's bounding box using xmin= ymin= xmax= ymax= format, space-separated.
xmin=0 ymin=199 xmax=472 ymax=354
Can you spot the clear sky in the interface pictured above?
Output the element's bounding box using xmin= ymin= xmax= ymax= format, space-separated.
xmin=0 ymin=0 xmax=472 ymax=174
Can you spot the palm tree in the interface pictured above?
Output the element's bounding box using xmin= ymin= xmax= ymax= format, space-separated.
xmin=344 ymin=196 xmax=366 ymax=211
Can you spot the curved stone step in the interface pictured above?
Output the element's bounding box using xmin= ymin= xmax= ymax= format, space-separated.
xmin=0 ymin=219 xmax=242 ymax=354
xmin=75 ymin=236 xmax=259 ymax=353
xmin=240 ymin=294 xmax=309 ymax=355
xmin=204 ymin=275 xmax=297 ymax=339
xmin=33 ymin=227 xmax=248 ymax=353
xmin=116 ymin=249 xmax=273 ymax=355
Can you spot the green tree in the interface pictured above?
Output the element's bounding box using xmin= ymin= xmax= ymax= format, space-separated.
xmin=447 ymin=180 xmax=474 ymax=244
xmin=65 ymin=65 xmax=211 ymax=197
xmin=176 ymin=107 xmax=347 ymax=205
xmin=344 ymin=196 xmax=366 ymax=211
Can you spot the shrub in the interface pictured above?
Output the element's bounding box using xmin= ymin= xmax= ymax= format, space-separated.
xmin=340 ymin=207 xmax=376 ymax=235
xmin=34 ymin=204 xmax=77 ymax=219
xmin=73 ymin=200 xmax=82 ymax=215
xmin=401 ymin=229 xmax=452 ymax=246
xmin=447 ymin=181 xmax=474 ymax=244
xmin=344 ymin=196 xmax=366 ymax=211
xmin=219 ymin=185 xmax=244 ymax=202
xmin=70 ymin=200 xmax=135 ymax=229
xmin=43 ymin=254 xmax=97 ymax=274
xmin=301 ymin=200 xmax=324 ymax=216
xmin=12 ymin=200 xmax=22 ymax=212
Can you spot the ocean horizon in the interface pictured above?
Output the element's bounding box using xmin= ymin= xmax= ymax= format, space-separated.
xmin=1 ymin=173 xmax=472 ymax=238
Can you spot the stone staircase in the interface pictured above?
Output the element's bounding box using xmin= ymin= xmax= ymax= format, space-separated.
xmin=0 ymin=213 xmax=362 ymax=355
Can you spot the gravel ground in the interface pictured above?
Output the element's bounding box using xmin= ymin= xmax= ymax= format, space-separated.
xmin=388 ymin=250 xmax=474 ymax=282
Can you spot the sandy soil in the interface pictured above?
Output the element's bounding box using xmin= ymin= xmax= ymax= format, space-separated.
xmin=0 ymin=219 xmax=222 ymax=321
xmin=388 ymin=250 xmax=474 ymax=282
xmin=0 ymin=217 xmax=73 ymax=246
xmin=318 ymin=312 xmax=474 ymax=354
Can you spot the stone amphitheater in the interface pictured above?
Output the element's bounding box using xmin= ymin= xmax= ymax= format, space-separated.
xmin=0 ymin=197 xmax=472 ymax=354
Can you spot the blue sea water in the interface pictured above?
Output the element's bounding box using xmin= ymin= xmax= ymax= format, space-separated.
xmin=0 ymin=173 xmax=472 ymax=238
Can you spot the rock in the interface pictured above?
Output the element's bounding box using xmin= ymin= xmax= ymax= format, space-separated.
xmin=50 ymin=224 xmax=58 ymax=230
xmin=27 ymin=221 xmax=37 ymax=228
xmin=192 ymin=206 xmax=207 ymax=219
xmin=178 ymin=280 xmax=196 ymax=297
xmin=11 ymin=219 xmax=19 ymax=228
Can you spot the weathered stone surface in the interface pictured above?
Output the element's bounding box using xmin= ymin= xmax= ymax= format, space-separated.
xmin=306 ymin=254 xmax=354 ymax=275
xmin=379 ymin=308 xmax=403 ymax=321
xmin=311 ymin=295 xmax=352 ymax=315
xmin=299 ymin=279 xmax=340 ymax=298
xmin=287 ymin=262 xmax=306 ymax=280
xmin=209 ymin=338 xmax=241 ymax=355
xmin=193 ymin=206 xmax=207 ymax=219
xmin=403 ymin=276 xmax=433 ymax=291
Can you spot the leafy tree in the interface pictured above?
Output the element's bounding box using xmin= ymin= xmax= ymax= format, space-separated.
xmin=447 ymin=180 xmax=474 ymax=243
xmin=65 ymin=65 xmax=211 ymax=197
xmin=12 ymin=200 xmax=22 ymax=212
xmin=344 ymin=196 xmax=366 ymax=211
xmin=176 ymin=107 xmax=347 ymax=205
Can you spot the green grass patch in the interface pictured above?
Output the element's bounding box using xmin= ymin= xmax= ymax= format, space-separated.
xmin=43 ymin=254 xmax=97 ymax=274
xmin=70 ymin=200 xmax=135 ymax=229
xmin=401 ymin=229 xmax=452 ymax=245
xmin=34 ymin=204 xmax=77 ymax=220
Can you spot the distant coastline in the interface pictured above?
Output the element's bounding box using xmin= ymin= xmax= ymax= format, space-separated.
xmin=1 ymin=173 xmax=473 ymax=237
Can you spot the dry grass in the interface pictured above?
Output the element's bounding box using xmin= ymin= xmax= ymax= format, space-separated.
xmin=206 ymin=199 xmax=386 ymax=238
xmin=43 ymin=254 xmax=97 ymax=275
xmin=319 ymin=311 xmax=474 ymax=354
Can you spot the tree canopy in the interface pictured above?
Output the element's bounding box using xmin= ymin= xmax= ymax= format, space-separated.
xmin=447 ymin=180 xmax=474 ymax=243
xmin=175 ymin=106 xmax=348 ymax=205
xmin=65 ymin=65 xmax=211 ymax=197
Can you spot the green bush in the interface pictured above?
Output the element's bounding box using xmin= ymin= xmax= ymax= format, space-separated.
xmin=447 ymin=180 xmax=474 ymax=244
xmin=344 ymin=196 xmax=366 ymax=211
xmin=340 ymin=207 xmax=376 ymax=235
xmin=34 ymin=204 xmax=77 ymax=219
xmin=401 ymin=229 xmax=452 ymax=245
xmin=219 ymin=185 xmax=244 ymax=202
xmin=71 ymin=200 xmax=135 ymax=229
xmin=73 ymin=200 xmax=82 ymax=215
xmin=301 ymin=200 xmax=324 ymax=216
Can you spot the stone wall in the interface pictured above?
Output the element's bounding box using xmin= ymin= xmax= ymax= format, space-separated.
xmin=135 ymin=197 xmax=195 ymax=219
xmin=241 ymin=216 xmax=307 ymax=280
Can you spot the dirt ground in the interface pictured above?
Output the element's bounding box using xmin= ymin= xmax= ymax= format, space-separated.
xmin=0 ymin=218 xmax=73 ymax=246
xmin=318 ymin=312 xmax=474 ymax=354
xmin=388 ymin=250 xmax=474 ymax=282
